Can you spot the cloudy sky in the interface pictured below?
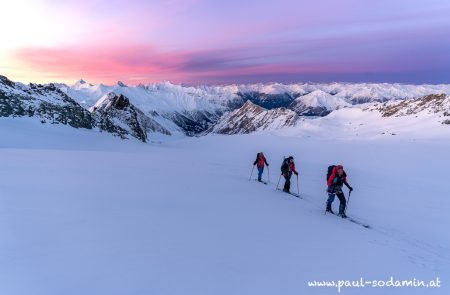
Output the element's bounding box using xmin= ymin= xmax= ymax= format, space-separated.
xmin=1 ymin=0 xmax=449 ymax=84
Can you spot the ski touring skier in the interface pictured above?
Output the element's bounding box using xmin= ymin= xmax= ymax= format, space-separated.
xmin=253 ymin=152 xmax=269 ymax=182
xmin=326 ymin=164 xmax=353 ymax=218
xmin=280 ymin=156 xmax=298 ymax=193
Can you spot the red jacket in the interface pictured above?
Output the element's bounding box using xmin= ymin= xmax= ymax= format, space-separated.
xmin=254 ymin=154 xmax=269 ymax=168
xmin=289 ymin=162 xmax=298 ymax=174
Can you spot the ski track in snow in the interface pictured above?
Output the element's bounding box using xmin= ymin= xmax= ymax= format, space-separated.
xmin=261 ymin=180 xmax=450 ymax=273
xmin=0 ymin=120 xmax=449 ymax=295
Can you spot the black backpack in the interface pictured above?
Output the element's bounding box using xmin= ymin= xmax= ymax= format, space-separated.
xmin=281 ymin=159 xmax=289 ymax=174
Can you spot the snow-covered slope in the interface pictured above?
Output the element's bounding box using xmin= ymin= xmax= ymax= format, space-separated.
xmin=289 ymin=89 xmax=351 ymax=116
xmin=277 ymin=102 xmax=450 ymax=140
xmin=0 ymin=123 xmax=449 ymax=295
xmin=209 ymin=100 xmax=299 ymax=134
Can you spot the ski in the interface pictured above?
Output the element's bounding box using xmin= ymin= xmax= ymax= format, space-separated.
xmin=346 ymin=217 xmax=370 ymax=229
xmin=326 ymin=212 xmax=371 ymax=229
xmin=253 ymin=179 xmax=268 ymax=185
xmin=276 ymin=188 xmax=302 ymax=199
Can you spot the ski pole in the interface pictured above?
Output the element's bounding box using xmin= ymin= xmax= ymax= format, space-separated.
xmin=249 ymin=165 xmax=255 ymax=181
xmin=345 ymin=190 xmax=352 ymax=214
xmin=296 ymin=174 xmax=300 ymax=196
xmin=275 ymin=174 xmax=282 ymax=190
xmin=267 ymin=166 xmax=270 ymax=183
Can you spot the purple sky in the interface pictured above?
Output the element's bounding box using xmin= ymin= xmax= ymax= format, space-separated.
xmin=2 ymin=0 xmax=450 ymax=84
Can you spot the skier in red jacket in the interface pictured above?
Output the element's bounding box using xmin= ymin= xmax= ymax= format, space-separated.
xmin=253 ymin=152 xmax=269 ymax=182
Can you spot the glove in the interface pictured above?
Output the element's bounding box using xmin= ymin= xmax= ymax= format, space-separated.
xmin=349 ymin=186 xmax=353 ymax=192
xmin=267 ymin=163 xmax=269 ymax=166
xmin=294 ymin=171 xmax=298 ymax=176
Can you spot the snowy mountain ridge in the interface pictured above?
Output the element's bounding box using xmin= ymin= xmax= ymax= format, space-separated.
xmin=91 ymin=92 xmax=171 ymax=142
xmin=0 ymin=76 xmax=163 ymax=142
xmin=2 ymin=74 xmax=450 ymax=140
xmin=371 ymin=93 xmax=450 ymax=123
xmin=289 ymin=89 xmax=351 ymax=116
xmin=209 ymin=100 xmax=299 ymax=134
xmin=63 ymin=79 xmax=450 ymax=112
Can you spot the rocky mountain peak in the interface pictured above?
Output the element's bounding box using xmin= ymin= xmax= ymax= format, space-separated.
xmin=0 ymin=75 xmax=16 ymax=88
xmin=208 ymin=101 xmax=299 ymax=135
xmin=117 ymin=81 xmax=127 ymax=87
xmin=376 ymin=93 xmax=450 ymax=117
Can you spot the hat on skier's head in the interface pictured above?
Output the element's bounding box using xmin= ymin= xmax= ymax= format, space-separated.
xmin=336 ymin=164 xmax=343 ymax=170
xmin=288 ymin=156 xmax=294 ymax=160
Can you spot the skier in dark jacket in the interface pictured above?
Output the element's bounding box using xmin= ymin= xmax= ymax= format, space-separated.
xmin=281 ymin=156 xmax=298 ymax=193
xmin=253 ymin=152 xmax=269 ymax=182
xmin=326 ymin=165 xmax=353 ymax=218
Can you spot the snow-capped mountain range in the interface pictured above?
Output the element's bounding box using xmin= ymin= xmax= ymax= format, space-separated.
xmin=1 ymin=74 xmax=450 ymax=141
xmin=288 ymin=89 xmax=351 ymax=116
xmin=209 ymin=101 xmax=299 ymax=135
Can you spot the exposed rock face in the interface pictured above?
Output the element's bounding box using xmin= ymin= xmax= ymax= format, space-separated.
xmin=237 ymin=92 xmax=295 ymax=109
xmin=1 ymin=81 xmax=94 ymax=129
xmin=163 ymin=110 xmax=223 ymax=136
xmin=209 ymin=101 xmax=299 ymax=135
xmin=0 ymin=75 xmax=15 ymax=88
xmin=0 ymin=78 xmax=131 ymax=140
xmin=374 ymin=94 xmax=450 ymax=118
xmin=92 ymin=93 xmax=171 ymax=142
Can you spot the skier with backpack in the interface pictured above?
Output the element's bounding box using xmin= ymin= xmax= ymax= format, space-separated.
xmin=280 ymin=156 xmax=298 ymax=193
xmin=326 ymin=164 xmax=353 ymax=218
xmin=253 ymin=152 xmax=269 ymax=182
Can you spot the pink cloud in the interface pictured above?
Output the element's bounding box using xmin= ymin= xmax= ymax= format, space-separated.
xmin=12 ymin=42 xmax=375 ymax=85
xmin=14 ymin=44 xmax=190 ymax=83
xmin=14 ymin=30 xmax=441 ymax=85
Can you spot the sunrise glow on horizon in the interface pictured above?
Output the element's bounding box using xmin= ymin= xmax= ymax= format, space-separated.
xmin=1 ymin=0 xmax=449 ymax=85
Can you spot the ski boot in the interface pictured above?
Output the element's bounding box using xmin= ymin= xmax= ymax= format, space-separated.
xmin=326 ymin=207 xmax=334 ymax=214
xmin=338 ymin=204 xmax=347 ymax=218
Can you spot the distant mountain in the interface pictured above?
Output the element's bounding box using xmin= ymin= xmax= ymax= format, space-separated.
xmin=236 ymin=91 xmax=295 ymax=109
xmin=57 ymin=80 xmax=450 ymax=135
xmin=208 ymin=101 xmax=299 ymax=134
xmin=59 ymin=81 xmax=230 ymax=135
xmin=91 ymin=92 xmax=171 ymax=142
xmin=371 ymin=93 xmax=450 ymax=124
xmin=222 ymin=82 xmax=450 ymax=105
xmin=1 ymin=76 xmax=97 ymax=130
xmin=2 ymin=74 xmax=450 ymax=140
xmin=0 ymin=75 xmax=152 ymax=142
xmin=289 ymin=89 xmax=350 ymax=116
